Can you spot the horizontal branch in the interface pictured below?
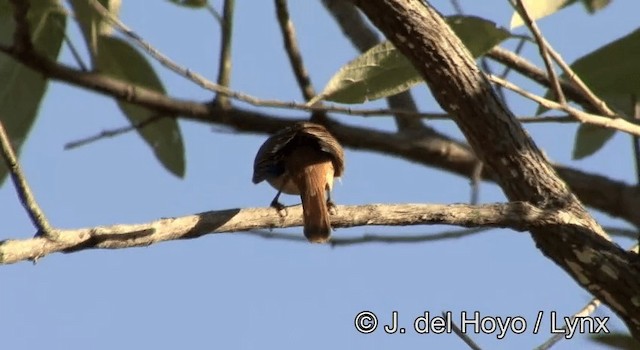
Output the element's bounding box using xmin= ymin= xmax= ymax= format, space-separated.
xmin=1 ymin=201 xmax=564 ymax=265
xmin=0 ymin=31 xmax=638 ymax=227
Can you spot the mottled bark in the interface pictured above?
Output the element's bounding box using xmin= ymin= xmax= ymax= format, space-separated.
xmin=353 ymin=0 xmax=640 ymax=338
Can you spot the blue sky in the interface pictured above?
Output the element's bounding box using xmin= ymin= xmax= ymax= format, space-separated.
xmin=1 ymin=1 xmax=639 ymax=349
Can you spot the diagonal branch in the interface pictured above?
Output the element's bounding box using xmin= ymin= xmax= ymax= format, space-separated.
xmin=0 ymin=201 xmax=598 ymax=265
xmin=488 ymin=75 xmax=640 ymax=137
xmin=275 ymin=0 xmax=316 ymax=101
xmin=0 ymin=118 xmax=55 ymax=238
xmin=352 ymin=0 xmax=640 ymax=337
xmin=486 ymin=47 xmax=591 ymax=109
xmin=511 ymin=0 xmax=566 ymax=104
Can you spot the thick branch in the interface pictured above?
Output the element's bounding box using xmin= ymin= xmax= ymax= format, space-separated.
xmin=352 ymin=0 xmax=640 ymax=337
xmin=0 ymin=201 xmax=586 ymax=265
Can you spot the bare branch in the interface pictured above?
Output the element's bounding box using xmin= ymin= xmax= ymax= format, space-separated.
xmin=275 ymin=0 xmax=316 ymax=101
xmin=511 ymin=0 xmax=566 ymax=104
xmin=64 ymin=115 xmax=165 ymax=150
xmin=214 ymin=0 xmax=235 ymax=108
xmin=0 ymin=118 xmax=55 ymax=238
xmin=545 ymin=40 xmax=616 ymax=117
xmin=497 ymin=37 xmax=525 ymax=80
xmin=446 ymin=311 xmax=483 ymax=350
xmin=205 ymin=1 xmax=223 ymax=24
xmin=0 ymin=201 xmax=581 ymax=265
xmin=534 ymin=298 xmax=601 ymax=350
xmin=489 ymin=75 xmax=640 ymax=137
xmin=470 ymin=161 xmax=483 ymax=205
xmin=486 ymin=47 xmax=591 ymax=109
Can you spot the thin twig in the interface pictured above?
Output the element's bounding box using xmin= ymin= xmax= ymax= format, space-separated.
xmin=511 ymin=0 xmax=566 ymax=105
xmin=64 ymin=115 xmax=165 ymax=150
xmin=205 ymin=1 xmax=223 ymax=24
xmin=446 ymin=311 xmax=483 ymax=350
xmin=545 ymin=43 xmax=616 ymax=117
xmin=488 ymin=75 xmax=640 ymax=137
xmin=481 ymin=59 xmax=506 ymax=103
xmin=470 ymin=161 xmax=483 ymax=205
xmin=487 ymin=47 xmax=591 ymax=109
xmin=214 ymin=0 xmax=235 ymax=108
xmin=534 ymin=298 xmax=601 ymax=350
xmin=0 ymin=118 xmax=55 ymax=238
xmin=274 ymin=0 xmax=316 ymax=101
xmin=55 ymin=16 xmax=88 ymax=71
xmin=79 ymin=1 xmax=437 ymax=119
xmin=497 ymin=37 xmax=526 ymax=80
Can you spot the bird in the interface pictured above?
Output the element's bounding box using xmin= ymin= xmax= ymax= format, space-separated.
xmin=252 ymin=122 xmax=345 ymax=243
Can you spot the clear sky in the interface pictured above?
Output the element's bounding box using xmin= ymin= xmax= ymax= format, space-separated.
xmin=1 ymin=1 xmax=638 ymax=349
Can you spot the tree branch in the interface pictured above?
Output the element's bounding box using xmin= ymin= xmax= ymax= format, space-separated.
xmin=352 ymin=0 xmax=640 ymax=337
xmin=488 ymin=74 xmax=640 ymax=137
xmin=213 ymin=0 xmax=235 ymax=108
xmin=0 ymin=201 xmax=595 ymax=265
xmin=486 ymin=47 xmax=591 ymax=109
xmin=275 ymin=0 xmax=316 ymax=101
xmin=511 ymin=0 xmax=566 ymax=104
xmin=0 ymin=118 xmax=55 ymax=238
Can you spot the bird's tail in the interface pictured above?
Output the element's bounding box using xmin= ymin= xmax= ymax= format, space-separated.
xmin=286 ymin=146 xmax=334 ymax=243
xmin=298 ymin=164 xmax=332 ymax=243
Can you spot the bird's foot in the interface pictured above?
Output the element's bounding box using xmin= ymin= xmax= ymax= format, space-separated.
xmin=327 ymin=200 xmax=337 ymax=215
xmin=270 ymin=199 xmax=288 ymax=217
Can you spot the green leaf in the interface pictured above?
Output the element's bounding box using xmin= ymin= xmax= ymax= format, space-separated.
xmin=167 ymin=0 xmax=208 ymax=8
xmin=97 ymin=36 xmax=185 ymax=178
xmin=573 ymin=123 xmax=615 ymax=160
xmin=537 ymin=29 xmax=640 ymax=116
xmin=571 ymin=29 xmax=640 ymax=115
xmin=543 ymin=29 xmax=640 ymax=159
xmin=310 ymin=16 xmax=510 ymax=105
xmin=447 ymin=16 xmax=511 ymax=57
xmin=307 ymin=41 xmax=423 ymax=105
xmin=0 ymin=0 xmax=66 ymax=186
xmin=69 ymin=0 xmax=121 ymax=65
xmin=591 ymin=332 xmax=640 ymax=350
xmin=510 ymin=0 xmax=573 ymax=29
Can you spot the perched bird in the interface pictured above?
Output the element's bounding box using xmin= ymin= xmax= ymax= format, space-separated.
xmin=252 ymin=122 xmax=345 ymax=243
